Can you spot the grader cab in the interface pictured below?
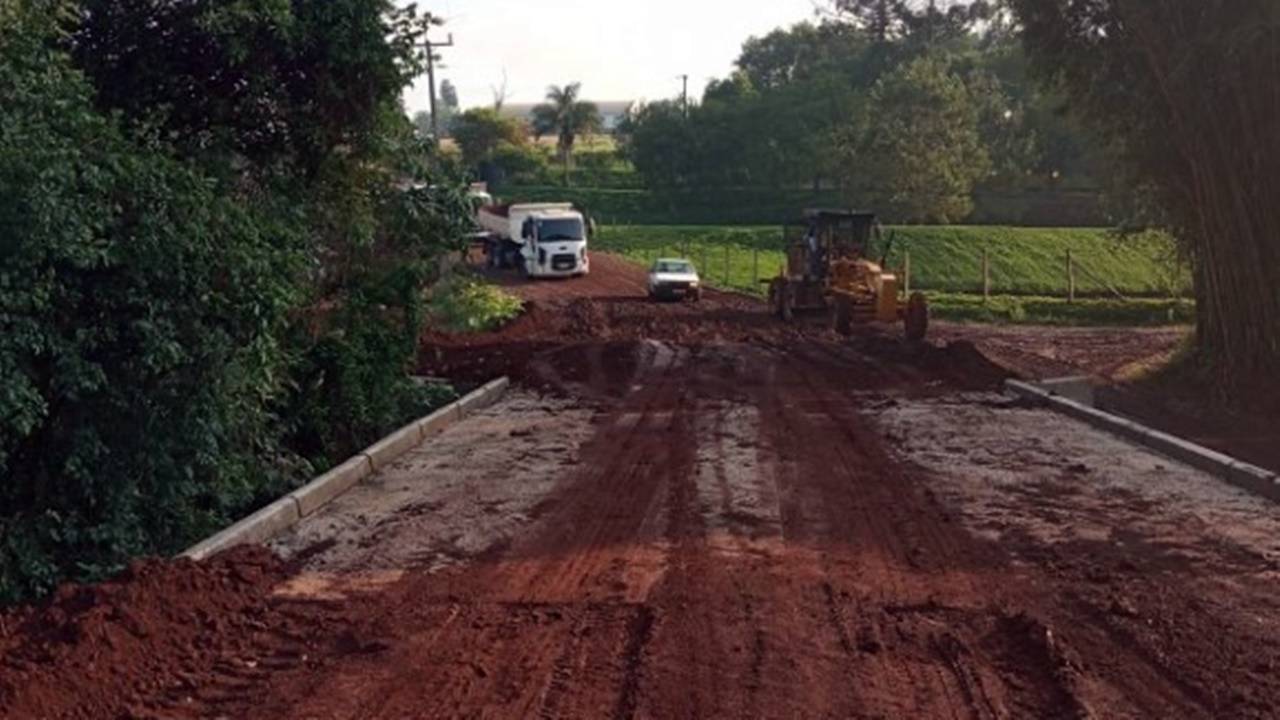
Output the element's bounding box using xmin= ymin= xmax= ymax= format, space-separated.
xmin=764 ymin=209 xmax=929 ymax=341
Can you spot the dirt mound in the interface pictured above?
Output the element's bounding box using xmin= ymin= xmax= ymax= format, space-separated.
xmin=921 ymin=339 xmax=1015 ymax=390
xmin=0 ymin=547 xmax=291 ymax=719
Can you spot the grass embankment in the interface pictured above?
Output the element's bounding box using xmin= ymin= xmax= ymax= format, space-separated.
xmin=595 ymin=225 xmax=1193 ymax=326
xmin=426 ymin=275 xmax=523 ymax=333
xmin=927 ymin=294 xmax=1194 ymax=326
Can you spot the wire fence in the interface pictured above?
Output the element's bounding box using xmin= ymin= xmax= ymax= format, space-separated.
xmin=594 ymin=226 xmax=1193 ymax=304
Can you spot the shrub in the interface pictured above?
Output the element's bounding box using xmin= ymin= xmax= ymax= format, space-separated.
xmin=426 ymin=276 xmax=525 ymax=334
xmin=0 ymin=17 xmax=301 ymax=602
xmin=0 ymin=1 xmax=471 ymax=605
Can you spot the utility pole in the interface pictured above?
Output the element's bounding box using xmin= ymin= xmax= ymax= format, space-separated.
xmin=679 ymin=74 xmax=689 ymax=118
xmin=423 ymin=31 xmax=455 ymax=139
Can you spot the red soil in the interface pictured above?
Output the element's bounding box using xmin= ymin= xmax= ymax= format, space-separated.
xmin=3 ymin=252 xmax=1277 ymax=719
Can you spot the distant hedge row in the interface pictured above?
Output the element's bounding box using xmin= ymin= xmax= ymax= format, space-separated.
xmin=494 ymin=185 xmax=1110 ymax=227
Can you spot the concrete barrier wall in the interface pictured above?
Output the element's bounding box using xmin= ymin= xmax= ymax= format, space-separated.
xmin=181 ymin=377 xmax=511 ymax=560
xmin=1007 ymin=379 xmax=1280 ymax=502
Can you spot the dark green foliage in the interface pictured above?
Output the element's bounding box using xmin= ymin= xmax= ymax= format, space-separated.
xmin=451 ymin=108 xmax=547 ymax=185
xmin=501 ymin=185 xmax=844 ymax=226
xmin=848 ymin=55 xmax=990 ymax=222
xmin=1011 ymin=0 xmax=1280 ymax=387
xmin=616 ymin=7 xmax=1117 ymax=224
xmin=0 ymin=8 xmax=299 ymax=602
xmin=284 ymin=297 xmax=458 ymax=467
xmin=70 ymin=0 xmax=430 ymax=175
xmin=1 ymin=1 xmax=470 ymax=604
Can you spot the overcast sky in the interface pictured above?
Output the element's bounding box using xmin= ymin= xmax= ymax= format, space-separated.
xmin=402 ymin=0 xmax=821 ymax=113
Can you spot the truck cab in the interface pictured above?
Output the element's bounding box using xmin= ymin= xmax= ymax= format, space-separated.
xmin=519 ymin=209 xmax=589 ymax=278
xmin=478 ymin=202 xmax=590 ymax=278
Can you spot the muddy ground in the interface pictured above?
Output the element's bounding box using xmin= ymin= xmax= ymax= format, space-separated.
xmin=3 ymin=253 xmax=1279 ymax=719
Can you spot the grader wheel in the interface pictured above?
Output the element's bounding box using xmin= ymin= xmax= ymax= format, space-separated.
xmin=832 ymin=295 xmax=853 ymax=336
xmin=771 ymin=280 xmax=794 ymax=322
xmin=904 ymin=292 xmax=929 ymax=342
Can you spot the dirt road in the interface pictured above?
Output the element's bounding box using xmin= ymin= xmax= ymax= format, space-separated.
xmin=4 ymin=254 xmax=1280 ymax=719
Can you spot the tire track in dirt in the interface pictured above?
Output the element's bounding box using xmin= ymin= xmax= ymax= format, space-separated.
xmin=611 ymin=605 xmax=656 ymax=720
xmin=8 ymin=253 xmax=1280 ymax=720
xmin=213 ymin=341 xmax=694 ymax=719
xmin=771 ymin=339 xmax=1223 ymax=719
xmin=754 ymin=340 xmax=1077 ymax=718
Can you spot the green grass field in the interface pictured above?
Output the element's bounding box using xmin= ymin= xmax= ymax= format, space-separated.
xmin=596 ymin=224 xmax=1194 ymax=326
xmin=595 ymin=225 xmax=1190 ymax=298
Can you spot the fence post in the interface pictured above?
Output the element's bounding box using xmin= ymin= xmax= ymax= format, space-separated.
xmin=1067 ymin=249 xmax=1076 ymax=303
xmin=982 ymin=249 xmax=991 ymax=303
xmin=701 ymin=246 xmax=708 ymax=279
xmin=723 ymin=245 xmax=730 ymax=286
xmin=753 ymin=249 xmax=759 ymax=286
xmin=904 ymin=250 xmax=911 ymax=296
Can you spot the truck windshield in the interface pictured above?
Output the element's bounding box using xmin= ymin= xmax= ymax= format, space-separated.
xmin=537 ymin=218 xmax=584 ymax=242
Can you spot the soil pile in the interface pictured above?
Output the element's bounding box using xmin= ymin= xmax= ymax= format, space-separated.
xmin=0 ymin=547 xmax=291 ymax=719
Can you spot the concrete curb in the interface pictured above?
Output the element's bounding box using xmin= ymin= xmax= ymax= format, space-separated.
xmin=184 ymin=498 xmax=302 ymax=562
xmin=290 ymin=455 xmax=373 ymax=518
xmin=1007 ymin=379 xmax=1280 ymax=502
xmin=181 ymin=377 xmax=511 ymax=560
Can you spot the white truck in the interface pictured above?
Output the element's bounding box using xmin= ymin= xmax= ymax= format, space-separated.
xmin=477 ymin=203 xmax=590 ymax=278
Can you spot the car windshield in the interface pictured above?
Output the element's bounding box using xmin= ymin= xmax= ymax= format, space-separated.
xmin=537 ymin=218 xmax=584 ymax=242
xmin=654 ymin=261 xmax=694 ymax=274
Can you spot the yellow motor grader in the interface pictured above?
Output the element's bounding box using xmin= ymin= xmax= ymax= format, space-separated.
xmin=764 ymin=209 xmax=929 ymax=341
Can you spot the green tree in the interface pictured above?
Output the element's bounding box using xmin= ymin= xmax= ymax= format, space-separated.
xmin=0 ymin=5 xmax=300 ymax=601
xmin=848 ymin=55 xmax=990 ymax=222
xmin=532 ymin=83 xmax=603 ymax=181
xmin=1011 ymin=0 xmax=1280 ymax=388
xmin=617 ymin=100 xmax=698 ymax=188
xmin=1 ymin=0 xmax=470 ymax=603
xmin=835 ymin=0 xmax=908 ymax=42
xmin=453 ymin=107 xmax=532 ymax=176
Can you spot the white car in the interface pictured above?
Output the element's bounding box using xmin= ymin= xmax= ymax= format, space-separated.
xmin=647 ymin=258 xmax=702 ymax=301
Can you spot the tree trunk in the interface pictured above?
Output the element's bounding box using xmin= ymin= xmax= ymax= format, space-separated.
xmin=1123 ymin=1 xmax=1280 ymax=390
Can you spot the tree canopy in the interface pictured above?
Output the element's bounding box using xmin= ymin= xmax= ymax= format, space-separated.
xmin=1011 ymin=0 xmax=1280 ymax=388
xmin=1 ymin=0 xmax=470 ymax=603
xmin=532 ymin=83 xmax=603 ymax=178
xmin=618 ymin=7 xmax=1078 ymax=223
xmin=849 ymin=55 xmax=990 ymax=222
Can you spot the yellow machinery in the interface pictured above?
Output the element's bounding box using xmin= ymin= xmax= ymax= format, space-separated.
xmin=765 ymin=209 xmax=929 ymax=341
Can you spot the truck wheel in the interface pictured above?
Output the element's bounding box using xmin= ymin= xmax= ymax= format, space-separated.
xmin=904 ymin=292 xmax=929 ymax=342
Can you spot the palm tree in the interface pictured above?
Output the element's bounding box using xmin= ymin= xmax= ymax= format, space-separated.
xmin=531 ymin=83 xmax=602 ymax=183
